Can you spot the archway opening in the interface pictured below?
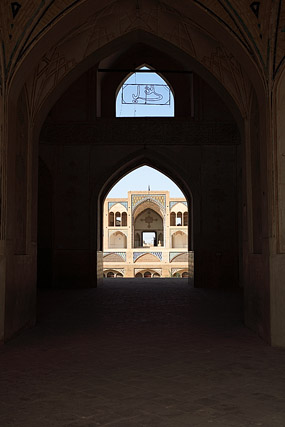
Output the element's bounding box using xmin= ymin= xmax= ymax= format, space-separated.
xmin=36 ymin=30 xmax=241 ymax=293
xmin=102 ymin=165 xmax=192 ymax=280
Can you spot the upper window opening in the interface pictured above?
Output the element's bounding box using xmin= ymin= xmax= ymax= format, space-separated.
xmin=116 ymin=66 xmax=174 ymax=117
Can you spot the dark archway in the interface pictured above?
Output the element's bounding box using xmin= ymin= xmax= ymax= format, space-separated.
xmin=2 ymin=0 xmax=271 ymax=345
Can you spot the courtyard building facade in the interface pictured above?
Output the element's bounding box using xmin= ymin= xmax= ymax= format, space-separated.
xmin=103 ymin=191 xmax=191 ymax=278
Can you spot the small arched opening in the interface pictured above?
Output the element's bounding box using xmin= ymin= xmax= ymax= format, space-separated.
xmin=109 ymin=212 xmax=114 ymax=226
xmin=176 ymin=212 xmax=182 ymax=226
xmin=122 ymin=212 xmax=127 ymax=226
xmin=170 ymin=212 xmax=176 ymax=226
xmin=107 ymin=271 xmax=115 ymax=278
xmin=144 ymin=271 xmax=152 ymax=278
xmin=115 ymin=212 xmax=121 ymax=226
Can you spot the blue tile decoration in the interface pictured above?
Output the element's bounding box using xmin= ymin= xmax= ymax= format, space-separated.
xmin=103 ymin=252 xmax=126 ymax=261
xmin=170 ymin=201 xmax=188 ymax=209
xmin=116 ymin=252 xmax=126 ymax=260
xmin=131 ymin=194 xmax=166 ymax=212
xmin=169 ymin=252 xmax=184 ymax=261
xmin=151 ymin=252 xmax=163 ymax=260
xmin=133 ymin=252 xmax=162 ymax=262
xmin=108 ymin=201 xmax=128 ymax=210
xmin=133 ymin=252 xmax=145 ymax=262
xmin=108 ymin=202 xmax=116 ymax=210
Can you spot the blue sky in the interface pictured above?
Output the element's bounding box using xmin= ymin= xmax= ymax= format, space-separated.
xmin=107 ymin=166 xmax=184 ymax=198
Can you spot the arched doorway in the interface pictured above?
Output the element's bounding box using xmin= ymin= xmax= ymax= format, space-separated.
xmin=102 ymin=164 xmax=191 ymax=279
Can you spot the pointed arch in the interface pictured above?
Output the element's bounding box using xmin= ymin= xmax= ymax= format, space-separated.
xmin=97 ymin=148 xmax=194 ymax=253
xmin=133 ymin=199 xmax=164 ymax=220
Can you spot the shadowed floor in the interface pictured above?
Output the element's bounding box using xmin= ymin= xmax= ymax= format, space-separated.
xmin=0 ymin=279 xmax=285 ymax=426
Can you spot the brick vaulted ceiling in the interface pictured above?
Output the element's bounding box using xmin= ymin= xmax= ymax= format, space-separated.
xmin=0 ymin=0 xmax=284 ymax=94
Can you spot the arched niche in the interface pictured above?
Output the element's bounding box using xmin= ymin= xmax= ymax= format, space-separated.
xmin=109 ymin=231 xmax=127 ymax=249
xmin=172 ymin=231 xmax=188 ymax=249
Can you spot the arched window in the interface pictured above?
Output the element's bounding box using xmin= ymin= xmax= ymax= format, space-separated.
xmin=144 ymin=271 xmax=151 ymax=278
xmin=176 ymin=212 xmax=182 ymax=226
xmin=107 ymin=271 xmax=114 ymax=278
xmin=116 ymin=66 xmax=174 ymax=117
xmin=115 ymin=212 xmax=121 ymax=226
xmin=135 ymin=272 xmax=143 ymax=278
xmin=109 ymin=212 xmax=114 ymax=226
xmin=170 ymin=212 xmax=176 ymax=226
xmin=183 ymin=212 xmax=188 ymax=226
xmin=122 ymin=212 xmax=127 ymax=226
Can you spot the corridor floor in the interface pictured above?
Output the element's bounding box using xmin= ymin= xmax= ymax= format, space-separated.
xmin=1 ymin=279 xmax=285 ymax=427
